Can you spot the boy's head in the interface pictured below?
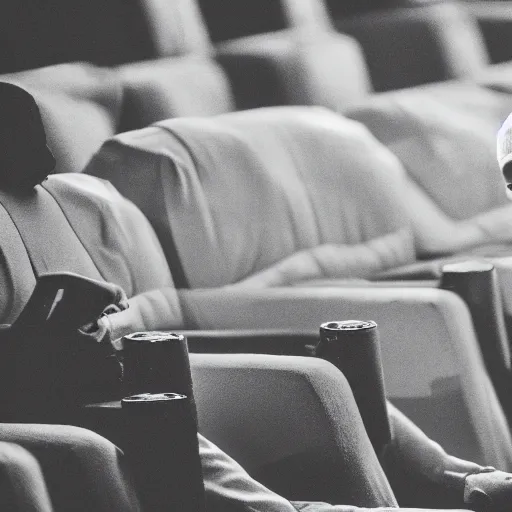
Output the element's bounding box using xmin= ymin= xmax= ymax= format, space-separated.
xmin=0 ymin=82 xmax=56 ymax=192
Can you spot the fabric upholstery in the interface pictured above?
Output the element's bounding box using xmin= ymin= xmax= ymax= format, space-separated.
xmin=142 ymin=0 xmax=212 ymax=57
xmin=198 ymin=0 xmax=489 ymax=91
xmin=84 ymin=107 xmax=512 ymax=468
xmin=197 ymin=0 xmax=332 ymax=42
xmin=179 ymin=285 xmax=512 ymax=469
xmin=1 ymin=163 xmax=511 ymax=474
xmin=85 ymin=107 xmax=415 ymax=289
xmin=336 ymin=2 xmax=489 ymax=91
xmin=118 ymin=56 xmax=234 ymax=131
xmin=467 ymin=1 xmax=512 ymax=65
xmin=0 ymin=0 xmax=157 ymax=73
xmin=218 ymin=30 xmax=371 ymax=112
xmin=346 ymin=82 xmax=512 ymax=220
xmin=192 ymin=353 xmax=396 ymax=506
xmin=0 ymin=173 xmax=174 ymax=323
xmin=0 ymin=63 xmax=123 ymax=174
xmin=0 ymin=171 xmax=418 ymax=508
xmin=99 ymin=276 xmax=512 ymax=469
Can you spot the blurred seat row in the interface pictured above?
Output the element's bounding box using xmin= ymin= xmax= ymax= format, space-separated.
xmin=3 ymin=0 xmax=512 ymax=510
xmin=4 ymin=0 xmax=512 ymax=92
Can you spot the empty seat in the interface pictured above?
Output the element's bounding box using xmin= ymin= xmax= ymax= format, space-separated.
xmin=197 ymin=0 xmax=490 ymax=91
xmin=344 ymin=81 xmax=512 ymax=313
xmin=346 ymin=81 xmax=512 ymax=224
xmin=0 ymin=0 xmax=156 ymax=73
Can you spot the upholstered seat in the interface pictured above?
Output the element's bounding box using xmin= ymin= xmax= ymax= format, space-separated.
xmin=196 ymin=0 xmax=490 ymax=91
xmin=344 ymin=81 xmax=512 ymax=310
xmin=0 ymin=170 xmax=469 ymax=505
xmin=85 ymin=107 xmax=512 ymax=467
xmin=347 ymin=82 xmax=512 ymax=221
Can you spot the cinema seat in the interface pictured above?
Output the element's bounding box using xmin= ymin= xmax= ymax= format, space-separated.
xmin=84 ymin=106 xmax=512 ymax=467
xmin=197 ymin=0 xmax=488 ymax=91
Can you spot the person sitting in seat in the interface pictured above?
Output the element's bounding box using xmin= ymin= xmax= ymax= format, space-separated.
xmin=1 ymin=81 xmax=512 ymax=511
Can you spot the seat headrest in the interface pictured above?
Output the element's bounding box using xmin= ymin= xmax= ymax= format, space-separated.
xmin=0 ymin=82 xmax=55 ymax=192
xmin=197 ymin=0 xmax=332 ymax=42
xmin=117 ymin=56 xmax=234 ymax=131
xmin=0 ymin=63 xmax=124 ymax=174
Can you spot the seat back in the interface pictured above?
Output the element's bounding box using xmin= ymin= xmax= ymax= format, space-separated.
xmin=197 ymin=0 xmax=489 ymax=91
xmin=85 ymin=107 xmax=415 ymax=289
xmin=0 ymin=63 xmax=123 ymax=173
xmin=0 ymin=0 xmax=212 ymax=73
xmin=116 ymin=0 xmax=370 ymax=128
xmin=197 ymin=0 xmax=332 ymax=43
xmin=0 ymin=174 xmax=174 ymax=324
xmin=346 ymin=82 xmax=512 ymax=219
xmin=0 ymin=0 xmax=157 ymax=73
xmin=114 ymin=0 xmax=235 ymax=130
xmin=117 ymin=56 xmax=235 ymax=131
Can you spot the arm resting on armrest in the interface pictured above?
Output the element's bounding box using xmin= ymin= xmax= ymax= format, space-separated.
xmin=387 ymin=403 xmax=512 ymax=511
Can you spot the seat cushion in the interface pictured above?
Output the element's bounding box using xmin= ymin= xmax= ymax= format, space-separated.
xmin=346 ymin=82 xmax=512 ymax=220
xmin=85 ymin=107 xmax=416 ymax=288
xmin=0 ymin=63 xmax=123 ymax=174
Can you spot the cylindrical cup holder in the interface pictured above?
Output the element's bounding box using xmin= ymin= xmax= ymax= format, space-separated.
xmin=316 ymin=320 xmax=391 ymax=454
xmin=121 ymin=392 xmax=206 ymax=512
xmin=121 ymin=331 xmax=198 ymax=425
xmin=440 ymin=261 xmax=511 ymax=394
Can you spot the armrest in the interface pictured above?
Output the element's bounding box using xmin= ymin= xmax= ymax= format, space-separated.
xmin=180 ymin=329 xmax=318 ymax=355
xmin=466 ymin=1 xmax=512 ymax=64
xmin=179 ymin=286 xmax=512 ymax=470
xmin=371 ymin=260 xmax=445 ymax=280
xmin=190 ymin=352 xmax=397 ymax=507
xmin=336 ymin=2 xmax=488 ymax=90
xmin=216 ymin=28 xmax=371 ymax=111
xmin=191 ymin=352 xmax=503 ymax=509
xmin=290 ymin=278 xmax=439 ymax=287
